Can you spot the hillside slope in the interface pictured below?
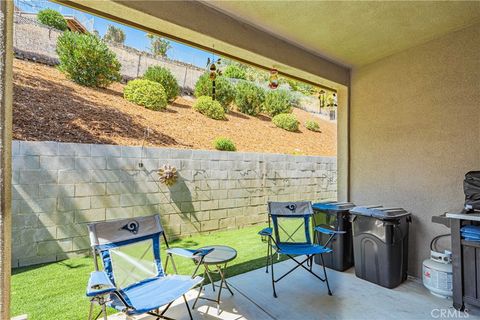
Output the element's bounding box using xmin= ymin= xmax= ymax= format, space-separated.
xmin=13 ymin=59 xmax=336 ymax=156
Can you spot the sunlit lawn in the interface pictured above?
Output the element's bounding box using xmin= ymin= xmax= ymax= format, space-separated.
xmin=11 ymin=224 xmax=285 ymax=320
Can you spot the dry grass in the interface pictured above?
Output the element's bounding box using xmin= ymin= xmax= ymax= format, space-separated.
xmin=13 ymin=59 xmax=336 ymax=156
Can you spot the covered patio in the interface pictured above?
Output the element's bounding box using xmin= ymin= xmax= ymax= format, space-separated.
xmin=0 ymin=1 xmax=479 ymax=319
xmin=107 ymin=259 xmax=462 ymax=320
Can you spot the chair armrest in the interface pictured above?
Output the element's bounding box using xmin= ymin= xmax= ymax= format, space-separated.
xmin=258 ymin=227 xmax=273 ymax=236
xmin=314 ymin=226 xmax=346 ymax=235
xmin=166 ymin=247 xmax=214 ymax=259
xmin=86 ymin=271 xmax=115 ymax=297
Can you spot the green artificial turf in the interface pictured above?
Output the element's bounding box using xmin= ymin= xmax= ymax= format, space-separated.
xmin=11 ymin=224 xmax=282 ymax=320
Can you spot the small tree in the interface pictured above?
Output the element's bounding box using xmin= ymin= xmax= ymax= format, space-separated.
xmin=103 ymin=25 xmax=126 ymax=44
xmin=56 ymin=31 xmax=121 ymax=87
xmin=37 ymin=9 xmax=68 ymax=31
xmin=147 ymin=34 xmax=171 ymax=57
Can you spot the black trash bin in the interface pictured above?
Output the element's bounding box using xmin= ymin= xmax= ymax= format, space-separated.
xmin=350 ymin=206 xmax=412 ymax=288
xmin=312 ymin=201 xmax=355 ymax=271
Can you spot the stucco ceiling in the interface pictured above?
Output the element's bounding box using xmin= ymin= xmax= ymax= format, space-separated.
xmin=205 ymin=1 xmax=480 ymax=67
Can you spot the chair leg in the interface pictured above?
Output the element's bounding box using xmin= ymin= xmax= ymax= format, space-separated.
xmin=88 ymin=300 xmax=94 ymax=320
xmin=265 ymin=243 xmax=270 ymax=273
xmin=183 ymin=294 xmax=193 ymax=320
xmin=320 ymin=254 xmax=332 ymax=296
xmin=101 ymin=303 xmax=108 ymax=320
xmin=270 ymin=253 xmax=277 ymax=298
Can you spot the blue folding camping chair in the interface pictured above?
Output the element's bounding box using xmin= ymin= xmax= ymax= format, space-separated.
xmin=86 ymin=215 xmax=210 ymax=320
xmin=259 ymin=201 xmax=345 ymax=297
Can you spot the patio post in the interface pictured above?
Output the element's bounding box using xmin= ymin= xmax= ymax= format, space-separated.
xmin=0 ymin=0 xmax=13 ymax=319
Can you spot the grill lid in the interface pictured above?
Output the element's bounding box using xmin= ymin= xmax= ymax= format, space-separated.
xmin=350 ymin=206 xmax=411 ymax=220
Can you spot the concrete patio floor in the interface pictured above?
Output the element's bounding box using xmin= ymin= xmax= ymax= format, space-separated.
xmin=110 ymin=259 xmax=478 ymax=320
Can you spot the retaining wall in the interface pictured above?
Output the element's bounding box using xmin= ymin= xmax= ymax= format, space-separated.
xmin=12 ymin=141 xmax=337 ymax=267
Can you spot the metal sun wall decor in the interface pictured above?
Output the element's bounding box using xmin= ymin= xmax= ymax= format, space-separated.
xmin=158 ymin=164 xmax=178 ymax=186
xmin=207 ymin=57 xmax=222 ymax=101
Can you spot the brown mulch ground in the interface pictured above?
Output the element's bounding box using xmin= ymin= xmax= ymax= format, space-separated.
xmin=13 ymin=59 xmax=336 ymax=156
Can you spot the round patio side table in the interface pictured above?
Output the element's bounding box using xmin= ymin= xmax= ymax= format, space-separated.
xmin=192 ymin=245 xmax=237 ymax=314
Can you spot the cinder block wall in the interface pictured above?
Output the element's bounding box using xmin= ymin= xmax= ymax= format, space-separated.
xmin=13 ymin=15 xmax=205 ymax=91
xmin=12 ymin=141 xmax=337 ymax=267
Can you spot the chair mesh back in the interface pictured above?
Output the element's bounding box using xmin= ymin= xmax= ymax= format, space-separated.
xmin=88 ymin=215 xmax=164 ymax=289
xmin=268 ymin=202 xmax=313 ymax=245
xmin=109 ymin=240 xmax=158 ymax=288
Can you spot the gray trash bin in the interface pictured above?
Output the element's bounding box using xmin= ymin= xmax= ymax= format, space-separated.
xmin=350 ymin=206 xmax=412 ymax=288
xmin=312 ymin=201 xmax=355 ymax=271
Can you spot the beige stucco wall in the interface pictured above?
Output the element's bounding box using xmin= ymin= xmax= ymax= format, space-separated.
xmin=350 ymin=23 xmax=480 ymax=277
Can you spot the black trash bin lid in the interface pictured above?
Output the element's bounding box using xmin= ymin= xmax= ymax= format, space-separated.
xmin=350 ymin=206 xmax=411 ymax=220
xmin=313 ymin=201 xmax=356 ymax=212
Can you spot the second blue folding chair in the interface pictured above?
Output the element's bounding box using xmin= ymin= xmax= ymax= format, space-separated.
xmin=259 ymin=201 xmax=345 ymax=297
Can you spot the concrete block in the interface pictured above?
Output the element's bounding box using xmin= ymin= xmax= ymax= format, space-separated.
xmin=106 ymin=182 xmax=135 ymax=194
xmin=201 ymin=219 xmax=218 ymax=231
xmin=106 ymin=207 xmax=134 ymax=220
xmin=13 ymin=155 xmax=40 ymax=170
xmin=75 ymin=208 xmax=106 ymax=223
xmin=219 ymin=217 xmax=236 ymax=229
xmin=138 ymin=159 xmax=159 ymax=171
xmin=75 ymin=157 xmax=107 ymax=170
xmin=40 ymin=156 xmax=75 ymax=170
xmin=107 ymin=157 xmax=138 ymax=170
xmin=144 ymin=147 xmax=170 ymax=159
xmin=12 ymin=140 xmax=20 ymax=155
xmin=58 ymin=170 xmax=90 ymax=184
xmin=91 ymin=195 xmax=120 ymax=208
xmin=145 ymin=193 xmax=164 ymax=205
xmin=200 ymin=200 xmax=218 ymax=211
xmin=227 ymin=207 xmax=243 ymax=217
xmin=91 ymin=170 xmax=128 ymax=183
xmin=121 ymin=145 xmax=143 ymax=158
xmin=170 ymin=148 xmax=192 ymax=159
xmin=132 ymin=205 xmax=158 ymax=217
xmin=20 ymin=141 xmax=58 ymax=156
xmin=34 ymin=227 xmax=56 ymax=241
xmin=38 ymin=184 xmax=75 ymax=198
xmin=13 ymin=228 xmax=35 ymax=245
xmin=16 ymin=198 xmax=57 ymax=214
xmin=57 ymin=224 xmax=88 ymax=239
xmin=91 ymin=144 xmax=121 ymax=157
xmin=72 ymin=236 xmax=91 ymax=251
xmin=120 ymin=193 xmax=146 ymax=206
xmin=75 ymin=183 xmax=106 ymax=197
xmin=57 ymin=197 xmax=90 ymax=212
xmin=135 ymin=181 xmax=159 ymax=193
xmin=37 ymin=239 xmax=72 ymax=256
xmin=12 ymin=184 xmax=39 ymax=200
xmin=209 ymin=209 xmax=227 ymax=220
xmin=12 ymin=214 xmax=38 ymax=229
xmin=58 ymin=142 xmax=91 ymax=156
xmin=38 ymin=211 xmax=74 ymax=227
xmin=19 ymin=170 xmax=57 ymax=184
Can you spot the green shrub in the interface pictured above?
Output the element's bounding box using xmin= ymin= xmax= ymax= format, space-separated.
xmin=143 ymin=66 xmax=179 ymax=102
xmin=56 ymin=32 xmax=121 ymax=88
xmin=263 ymin=90 xmax=293 ymax=117
xmin=194 ymin=73 xmax=235 ymax=111
xmin=234 ymin=81 xmax=265 ymax=116
xmin=124 ymin=79 xmax=167 ymax=111
xmin=305 ymin=120 xmax=321 ymax=132
xmin=193 ymin=96 xmax=226 ymax=120
xmin=213 ymin=137 xmax=236 ymax=151
xmin=223 ymin=64 xmax=247 ymax=80
xmin=272 ymin=113 xmax=299 ymax=132
xmin=37 ymin=9 xmax=68 ymax=31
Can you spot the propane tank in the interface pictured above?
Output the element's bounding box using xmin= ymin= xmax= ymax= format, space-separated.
xmin=422 ymin=234 xmax=452 ymax=298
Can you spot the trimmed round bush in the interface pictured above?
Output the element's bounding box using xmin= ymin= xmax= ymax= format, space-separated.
xmin=194 ymin=73 xmax=235 ymax=111
xmin=272 ymin=113 xmax=299 ymax=132
xmin=305 ymin=119 xmax=321 ymax=132
xmin=214 ymin=137 xmax=236 ymax=151
xmin=263 ymin=90 xmax=293 ymax=117
xmin=193 ymin=96 xmax=226 ymax=120
xmin=234 ymin=81 xmax=265 ymax=116
xmin=56 ymin=31 xmax=121 ymax=88
xmin=143 ymin=66 xmax=179 ymax=102
xmin=223 ymin=64 xmax=247 ymax=80
xmin=37 ymin=9 xmax=68 ymax=31
xmin=124 ymin=79 xmax=167 ymax=111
